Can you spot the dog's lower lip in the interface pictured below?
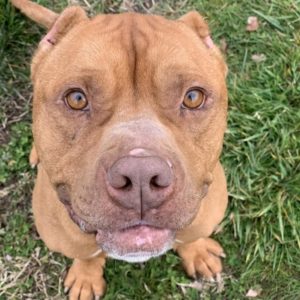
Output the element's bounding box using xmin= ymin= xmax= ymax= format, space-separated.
xmin=120 ymin=224 xmax=159 ymax=232
xmin=96 ymin=225 xmax=175 ymax=258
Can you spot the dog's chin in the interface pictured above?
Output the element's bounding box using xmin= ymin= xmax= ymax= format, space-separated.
xmin=96 ymin=225 xmax=175 ymax=263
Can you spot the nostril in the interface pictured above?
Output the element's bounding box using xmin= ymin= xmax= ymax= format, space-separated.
xmin=150 ymin=174 xmax=171 ymax=189
xmin=107 ymin=171 xmax=133 ymax=190
xmin=122 ymin=176 xmax=132 ymax=190
xmin=112 ymin=175 xmax=132 ymax=190
xmin=150 ymin=175 xmax=161 ymax=189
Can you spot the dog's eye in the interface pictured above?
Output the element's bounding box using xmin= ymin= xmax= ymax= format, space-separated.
xmin=65 ymin=90 xmax=88 ymax=110
xmin=182 ymin=89 xmax=205 ymax=109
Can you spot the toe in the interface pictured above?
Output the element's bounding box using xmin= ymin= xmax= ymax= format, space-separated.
xmin=205 ymin=254 xmax=222 ymax=275
xmin=205 ymin=239 xmax=224 ymax=257
xmin=79 ymin=283 xmax=93 ymax=300
xmin=64 ymin=271 xmax=76 ymax=291
xmin=92 ymin=279 xmax=106 ymax=297
xmin=69 ymin=280 xmax=82 ymax=300
xmin=194 ymin=258 xmax=213 ymax=278
xmin=182 ymin=259 xmax=197 ymax=278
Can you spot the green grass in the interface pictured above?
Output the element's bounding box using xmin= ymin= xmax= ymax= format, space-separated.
xmin=1 ymin=0 xmax=300 ymax=299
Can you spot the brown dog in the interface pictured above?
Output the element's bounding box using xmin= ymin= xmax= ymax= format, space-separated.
xmin=11 ymin=0 xmax=228 ymax=299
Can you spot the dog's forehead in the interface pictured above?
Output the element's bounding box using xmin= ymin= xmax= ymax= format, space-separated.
xmin=36 ymin=12 xmax=225 ymax=99
xmin=49 ymin=13 xmax=214 ymax=72
xmin=86 ymin=12 xmax=197 ymax=45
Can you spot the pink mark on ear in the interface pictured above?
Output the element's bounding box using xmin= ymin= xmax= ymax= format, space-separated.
xmin=204 ymin=35 xmax=214 ymax=49
xmin=40 ymin=31 xmax=56 ymax=46
xmin=46 ymin=38 xmax=55 ymax=45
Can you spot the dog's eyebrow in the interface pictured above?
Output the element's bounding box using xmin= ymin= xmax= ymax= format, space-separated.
xmin=62 ymin=69 xmax=109 ymax=87
xmin=71 ymin=68 xmax=103 ymax=75
xmin=161 ymin=71 xmax=213 ymax=89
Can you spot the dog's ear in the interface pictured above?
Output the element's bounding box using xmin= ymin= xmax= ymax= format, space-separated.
xmin=179 ymin=11 xmax=228 ymax=76
xmin=37 ymin=6 xmax=87 ymax=47
xmin=11 ymin=1 xmax=88 ymax=78
xmin=179 ymin=11 xmax=212 ymax=46
xmin=11 ymin=0 xmax=87 ymax=44
xmin=11 ymin=0 xmax=58 ymax=28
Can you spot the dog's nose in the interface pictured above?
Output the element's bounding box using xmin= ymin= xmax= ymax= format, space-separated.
xmin=106 ymin=156 xmax=174 ymax=214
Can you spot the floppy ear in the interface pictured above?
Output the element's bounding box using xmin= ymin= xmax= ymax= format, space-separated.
xmin=179 ymin=11 xmax=228 ymax=76
xmin=11 ymin=0 xmax=87 ymax=45
xmin=37 ymin=6 xmax=87 ymax=47
xmin=11 ymin=1 xmax=88 ymax=78
xmin=11 ymin=0 xmax=58 ymax=28
xmin=179 ymin=11 xmax=212 ymax=46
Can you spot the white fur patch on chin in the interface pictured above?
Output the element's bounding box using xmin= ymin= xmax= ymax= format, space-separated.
xmin=107 ymin=244 xmax=172 ymax=263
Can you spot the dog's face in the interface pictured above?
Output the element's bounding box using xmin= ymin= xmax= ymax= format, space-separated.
xmin=31 ymin=10 xmax=227 ymax=261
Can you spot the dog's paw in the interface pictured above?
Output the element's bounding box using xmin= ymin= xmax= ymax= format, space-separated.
xmin=64 ymin=256 xmax=106 ymax=300
xmin=176 ymin=238 xmax=225 ymax=281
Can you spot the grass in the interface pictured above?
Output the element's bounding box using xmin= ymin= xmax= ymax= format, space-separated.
xmin=1 ymin=0 xmax=299 ymax=299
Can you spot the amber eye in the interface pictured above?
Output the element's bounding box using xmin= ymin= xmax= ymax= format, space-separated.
xmin=182 ymin=89 xmax=205 ymax=109
xmin=65 ymin=90 xmax=88 ymax=110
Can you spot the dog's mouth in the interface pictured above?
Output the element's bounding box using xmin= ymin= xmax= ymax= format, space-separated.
xmin=96 ymin=225 xmax=175 ymax=262
xmin=65 ymin=205 xmax=175 ymax=262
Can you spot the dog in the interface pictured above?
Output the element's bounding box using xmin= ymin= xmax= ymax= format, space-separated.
xmin=11 ymin=0 xmax=228 ymax=299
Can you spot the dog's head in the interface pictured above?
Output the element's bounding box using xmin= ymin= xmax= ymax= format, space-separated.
xmin=13 ymin=1 xmax=227 ymax=262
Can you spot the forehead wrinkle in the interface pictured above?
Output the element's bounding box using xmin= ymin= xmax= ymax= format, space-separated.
xmin=130 ymin=22 xmax=152 ymax=96
xmin=89 ymin=15 xmax=124 ymax=35
xmin=125 ymin=15 xmax=171 ymax=103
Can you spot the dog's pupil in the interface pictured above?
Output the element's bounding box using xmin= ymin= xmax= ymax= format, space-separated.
xmin=75 ymin=93 xmax=82 ymax=101
xmin=188 ymin=91 xmax=198 ymax=102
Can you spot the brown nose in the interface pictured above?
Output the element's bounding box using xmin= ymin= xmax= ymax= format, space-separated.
xmin=106 ymin=156 xmax=174 ymax=214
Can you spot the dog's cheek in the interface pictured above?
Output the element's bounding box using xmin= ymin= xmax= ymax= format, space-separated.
xmin=173 ymin=126 xmax=223 ymax=185
xmin=169 ymin=134 xmax=223 ymax=203
xmin=32 ymin=99 xmax=75 ymax=178
xmin=31 ymin=49 xmax=47 ymax=82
